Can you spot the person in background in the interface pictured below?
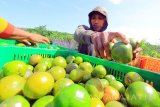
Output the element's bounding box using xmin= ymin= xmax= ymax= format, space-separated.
xmin=0 ymin=17 xmax=50 ymax=45
xmin=74 ymin=6 xmax=142 ymax=60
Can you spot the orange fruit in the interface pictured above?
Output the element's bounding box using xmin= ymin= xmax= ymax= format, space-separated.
xmin=102 ymin=86 xmax=120 ymax=104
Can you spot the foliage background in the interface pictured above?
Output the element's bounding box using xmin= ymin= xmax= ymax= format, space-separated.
xmin=26 ymin=26 xmax=160 ymax=58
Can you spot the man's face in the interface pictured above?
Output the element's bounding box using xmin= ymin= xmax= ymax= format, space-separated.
xmin=90 ymin=12 xmax=106 ymax=32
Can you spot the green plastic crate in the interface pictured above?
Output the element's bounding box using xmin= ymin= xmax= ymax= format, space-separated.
xmin=0 ymin=38 xmax=75 ymax=51
xmin=37 ymin=43 xmax=76 ymax=51
xmin=0 ymin=46 xmax=160 ymax=91
xmin=0 ymin=38 xmax=17 ymax=45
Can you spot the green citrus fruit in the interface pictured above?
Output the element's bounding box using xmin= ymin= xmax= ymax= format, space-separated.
xmin=109 ymin=42 xmax=115 ymax=50
xmin=52 ymin=56 xmax=67 ymax=68
xmin=100 ymin=79 xmax=109 ymax=88
xmin=79 ymin=62 xmax=93 ymax=73
xmin=48 ymin=66 xmax=66 ymax=81
xmin=53 ymin=84 xmax=91 ymax=107
xmin=111 ymin=42 xmax=133 ymax=64
xmin=15 ymin=43 xmax=26 ymax=47
xmin=65 ymin=73 xmax=70 ymax=78
xmin=34 ymin=63 xmax=48 ymax=72
xmin=65 ymin=63 xmax=78 ymax=73
xmin=109 ymin=80 xmax=125 ymax=94
xmin=32 ymin=95 xmax=54 ymax=107
xmin=104 ymin=75 xmax=116 ymax=83
xmin=69 ymin=68 xmax=84 ymax=83
xmin=78 ymin=83 xmax=85 ymax=87
xmin=23 ymin=72 xmax=54 ymax=99
xmin=124 ymin=72 xmax=144 ymax=86
xmin=2 ymin=60 xmax=27 ymax=76
xmin=48 ymin=46 xmax=54 ymax=49
xmin=82 ymin=72 xmax=92 ymax=83
xmin=24 ymin=64 xmax=33 ymax=78
xmin=38 ymin=58 xmax=52 ymax=69
xmin=91 ymin=97 xmax=105 ymax=107
xmin=129 ymin=38 xmax=138 ymax=50
xmin=0 ymin=75 xmax=26 ymax=101
xmin=29 ymin=54 xmax=42 ymax=66
xmin=66 ymin=55 xmax=75 ymax=64
xmin=92 ymin=65 xmax=106 ymax=78
xmin=74 ymin=56 xmax=83 ymax=64
xmin=53 ymin=78 xmax=74 ymax=95
xmin=0 ymin=95 xmax=30 ymax=107
xmin=125 ymin=81 xmax=160 ymax=107
xmin=85 ymin=78 xmax=104 ymax=99
xmin=24 ymin=69 xmax=33 ymax=79
xmin=26 ymin=64 xmax=34 ymax=71
xmin=105 ymin=101 xmax=125 ymax=107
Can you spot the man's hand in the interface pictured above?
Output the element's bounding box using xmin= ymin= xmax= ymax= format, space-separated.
xmin=91 ymin=32 xmax=130 ymax=60
xmin=27 ymin=33 xmax=50 ymax=44
xmin=132 ymin=40 xmax=142 ymax=59
xmin=11 ymin=27 xmax=50 ymax=45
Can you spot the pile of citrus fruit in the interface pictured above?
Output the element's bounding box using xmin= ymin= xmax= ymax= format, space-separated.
xmin=0 ymin=54 xmax=160 ymax=107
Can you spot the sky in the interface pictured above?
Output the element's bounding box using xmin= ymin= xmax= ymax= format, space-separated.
xmin=0 ymin=0 xmax=160 ymax=45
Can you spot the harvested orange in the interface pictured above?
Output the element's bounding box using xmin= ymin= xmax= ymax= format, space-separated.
xmin=102 ymin=86 xmax=120 ymax=104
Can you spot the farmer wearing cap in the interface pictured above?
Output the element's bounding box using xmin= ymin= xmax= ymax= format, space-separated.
xmin=74 ymin=6 xmax=141 ymax=60
xmin=0 ymin=17 xmax=50 ymax=45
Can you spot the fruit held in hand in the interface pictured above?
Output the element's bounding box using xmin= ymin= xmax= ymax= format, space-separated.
xmin=111 ymin=42 xmax=133 ymax=64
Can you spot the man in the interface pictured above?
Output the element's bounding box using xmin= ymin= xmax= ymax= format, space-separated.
xmin=74 ymin=6 xmax=141 ymax=60
xmin=0 ymin=17 xmax=50 ymax=45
